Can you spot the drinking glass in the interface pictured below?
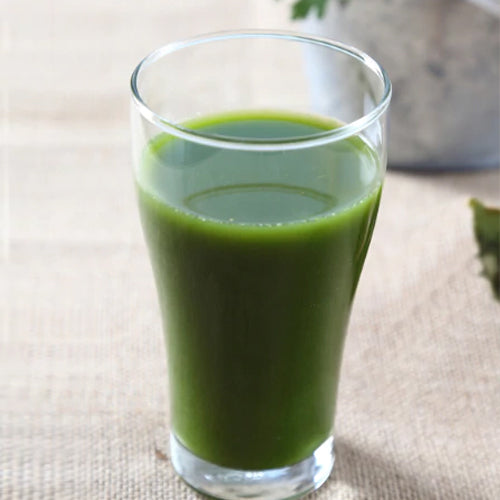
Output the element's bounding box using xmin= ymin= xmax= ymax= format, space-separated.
xmin=131 ymin=31 xmax=391 ymax=500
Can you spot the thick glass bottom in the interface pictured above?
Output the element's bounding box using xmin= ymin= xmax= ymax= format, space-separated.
xmin=170 ymin=433 xmax=334 ymax=500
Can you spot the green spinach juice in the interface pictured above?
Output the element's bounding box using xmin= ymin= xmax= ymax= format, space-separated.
xmin=136 ymin=111 xmax=382 ymax=470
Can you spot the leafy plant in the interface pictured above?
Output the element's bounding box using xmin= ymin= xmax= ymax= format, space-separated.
xmin=284 ymin=0 xmax=349 ymax=20
xmin=470 ymin=198 xmax=500 ymax=300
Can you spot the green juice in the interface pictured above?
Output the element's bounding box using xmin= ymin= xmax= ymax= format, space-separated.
xmin=136 ymin=111 xmax=382 ymax=470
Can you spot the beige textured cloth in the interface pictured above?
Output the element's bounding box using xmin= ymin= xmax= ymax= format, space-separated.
xmin=1 ymin=1 xmax=499 ymax=499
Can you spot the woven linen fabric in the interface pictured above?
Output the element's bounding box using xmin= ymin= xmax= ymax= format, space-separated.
xmin=2 ymin=1 xmax=499 ymax=499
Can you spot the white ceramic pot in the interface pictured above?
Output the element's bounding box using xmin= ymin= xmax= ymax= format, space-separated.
xmin=303 ymin=0 xmax=500 ymax=169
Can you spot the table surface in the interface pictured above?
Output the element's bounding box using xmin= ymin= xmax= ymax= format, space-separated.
xmin=2 ymin=1 xmax=499 ymax=499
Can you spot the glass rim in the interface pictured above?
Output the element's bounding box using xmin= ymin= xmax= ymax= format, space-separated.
xmin=130 ymin=30 xmax=392 ymax=152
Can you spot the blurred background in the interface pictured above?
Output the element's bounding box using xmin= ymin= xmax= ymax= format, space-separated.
xmin=1 ymin=1 xmax=499 ymax=499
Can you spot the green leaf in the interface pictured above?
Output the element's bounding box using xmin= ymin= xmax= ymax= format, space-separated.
xmin=278 ymin=0 xmax=349 ymax=19
xmin=470 ymin=198 xmax=500 ymax=300
xmin=290 ymin=0 xmax=331 ymax=19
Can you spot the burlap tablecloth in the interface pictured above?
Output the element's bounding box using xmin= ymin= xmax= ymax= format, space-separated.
xmin=2 ymin=1 xmax=499 ymax=499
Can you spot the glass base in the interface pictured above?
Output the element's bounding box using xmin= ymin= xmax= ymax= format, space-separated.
xmin=170 ymin=433 xmax=334 ymax=500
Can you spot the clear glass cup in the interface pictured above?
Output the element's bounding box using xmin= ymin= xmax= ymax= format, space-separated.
xmin=130 ymin=31 xmax=391 ymax=500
